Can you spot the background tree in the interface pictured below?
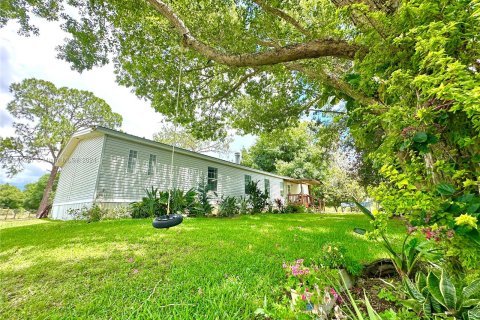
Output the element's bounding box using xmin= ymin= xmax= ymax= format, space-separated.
xmin=0 ymin=184 xmax=25 ymax=209
xmin=0 ymin=79 xmax=122 ymax=218
xmin=23 ymin=174 xmax=59 ymax=211
xmin=241 ymin=121 xmax=335 ymax=180
xmin=153 ymin=121 xmax=232 ymax=156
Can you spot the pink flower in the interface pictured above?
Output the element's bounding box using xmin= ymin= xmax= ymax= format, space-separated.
xmin=127 ymin=257 xmax=134 ymax=263
xmin=301 ymin=294 xmax=306 ymax=300
xmin=282 ymin=262 xmax=287 ymax=268
xmin=296 ymin=259 xmax=304 ymax=264
xmin=132 ymin=269 xmax=139 ymax=274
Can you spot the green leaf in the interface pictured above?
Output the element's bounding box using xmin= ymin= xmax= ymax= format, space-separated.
xmin=467 ymin=304 xmax=480 ymax=320
xmin=364 ymin=290 xmax=382 ymax=320
xmin=437 ymin=183 xmax=456 ymax=196
xmin=463 ymin=299 xmax=480 ymax=308
xmin=404 ymin=277 xmax=425 ymax=302
xmin=352 ymin=198 xmax=375 ymax=220
xmin=439 ymin=270 xmax=457 ymax=310
xmin=413 ymin=132 xmax=428 ymax=143
xmin=463 ymin=279 xmax=480 ymax=299
xmin=427 ymin=272 xmax=445 ymax=307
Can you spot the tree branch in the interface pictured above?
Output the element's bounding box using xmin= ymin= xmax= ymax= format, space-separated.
xmin=252 ymin=0 xmax=311 ymax=37
xmin=146 ymin=0 xmax=359 ymax=67
xmin=286 ymin=62 xmax=379 ymax=106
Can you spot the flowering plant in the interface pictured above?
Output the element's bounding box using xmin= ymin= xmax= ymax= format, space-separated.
xmin=282 ymin=259 xmax=344 ymax=316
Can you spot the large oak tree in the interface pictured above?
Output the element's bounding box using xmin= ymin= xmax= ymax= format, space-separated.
xmin=0 ymin=79 xmax=122 ymax=218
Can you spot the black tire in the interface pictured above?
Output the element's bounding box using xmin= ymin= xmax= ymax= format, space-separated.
xmin=152 ymin=214 xmax=183 ymax=229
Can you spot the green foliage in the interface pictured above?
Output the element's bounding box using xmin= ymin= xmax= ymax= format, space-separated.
xmin=241 ymin=122 xmax=331 ymax=180
xmin=284 ymin=203 xmax=307 ymax=214
xmin=131 ymin=187 xmax=200 ymax=218
xmin=353 ymin=200 xmax=438 ymax=278
xmin=23 ymin=174 xmax=59 ymax=210
xmin=0 ymin=184 xmax=25 ymax=209
xmin=402 ymin=270 xmax=480 ymax=319
xmin=190 ymin=178 xmax=213 ymax=217
xmin=314 ymin=244 xmax=363 ymax=276
xmin=1 ymin=78 xmax=122 ymax=176
xmin=245 ymin=181 xmax=269 ymax=213
xmin=217 ymin=196 xmax=239 ymax=217
xmin=153 ymin=121 xmax=232 ymax=154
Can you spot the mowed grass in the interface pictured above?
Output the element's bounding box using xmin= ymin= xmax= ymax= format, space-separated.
xmin=0 ymin=214 xmax=406 ymax=319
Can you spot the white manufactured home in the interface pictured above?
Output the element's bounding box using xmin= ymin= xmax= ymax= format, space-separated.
xmin=52 ymin=127 xmax=318 ymax=220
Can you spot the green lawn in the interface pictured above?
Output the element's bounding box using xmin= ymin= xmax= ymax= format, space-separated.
xmin=0 ymin=214 xmax=406 ymax=319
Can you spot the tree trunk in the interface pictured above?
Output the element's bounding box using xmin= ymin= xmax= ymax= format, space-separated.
xmin=36 ymin=166 xmax=59 ymax=219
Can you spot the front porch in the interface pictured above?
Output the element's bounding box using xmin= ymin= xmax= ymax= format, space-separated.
xmin=284 ymin=178 xmax=323 ymax=209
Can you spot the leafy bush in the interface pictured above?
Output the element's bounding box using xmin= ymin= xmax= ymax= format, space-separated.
xmin=274 ymin=198 xmax=285 ymax=213
xmin=130 ymin=187 xmax=162 ymax=218
xmin=284 ymin=203 xmax=306 ymax=213
xmin=245 ymin=180 xmax=268 ymax=213
xmin=69 ymin=204 xmax=106 ymax=222
xmin=190 ymin=178 xmax=213 ymax=217
xmin=217 ymin=196 xmax=239 ymax=217
xmin=403 ymin=269 xmax=480 ymax=319
xmin=314 ymin=244 xmax=363 ymax=276
xmin=130 ymin=187 xmax=199 ymax=218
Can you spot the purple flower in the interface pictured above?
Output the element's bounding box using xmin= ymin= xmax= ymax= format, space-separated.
xmin=296 ymin=259 xmax=304 ymax=264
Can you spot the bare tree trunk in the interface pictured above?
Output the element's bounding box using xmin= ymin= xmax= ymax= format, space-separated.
xmin=36 ymin=166 xmax=59 ymax=219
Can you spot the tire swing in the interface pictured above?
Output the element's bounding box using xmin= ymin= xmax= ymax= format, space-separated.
xmin=153 ymin=49 xmax=185 ymax=229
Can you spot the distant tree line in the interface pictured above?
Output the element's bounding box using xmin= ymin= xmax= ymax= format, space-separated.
xmin=0 ymin=174 xmax=59 ymax=211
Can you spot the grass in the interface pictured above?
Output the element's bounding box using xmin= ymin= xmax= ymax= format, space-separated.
xmin=0 ymin=214 xmax=406 ymax=319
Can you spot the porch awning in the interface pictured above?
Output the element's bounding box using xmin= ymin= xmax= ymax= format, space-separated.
xmin=284 ymin=178 xmax=322 ymax=185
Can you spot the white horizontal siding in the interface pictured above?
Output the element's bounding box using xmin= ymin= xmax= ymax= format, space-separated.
xmin=51 ymin=201 xmax=94 ymax=220
xmin=97 ymin=136 xmax=285 ymax=203
xmin=52 ymin=136 xmax=104 ymax=219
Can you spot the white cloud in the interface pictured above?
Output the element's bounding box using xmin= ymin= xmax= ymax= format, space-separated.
xmin=0 ymin=17 xmax=256 ymax=187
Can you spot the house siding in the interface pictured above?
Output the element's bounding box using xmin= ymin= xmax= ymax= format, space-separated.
xmin=51 ymin=136 xmax=104 ymax=219
xmin=96 ymin=135 xmax=285 ymax=203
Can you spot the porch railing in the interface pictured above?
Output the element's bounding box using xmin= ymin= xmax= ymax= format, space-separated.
xmin=287 ymin=193 xmax=314 ymax=208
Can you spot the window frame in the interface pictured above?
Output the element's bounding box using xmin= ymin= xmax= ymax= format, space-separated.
xmin=127 ymin=150 xmax=138 ymax=173
xmin=264 ymin=178 xmax=270 ymax=196
xmin=244 ymin=175 xmax=252 ymax=194
xmin=147 ymin=154 xmax=157 ymax=175
xmin=207 ymin=166 xmax=218 ymax=191
xmin=280 ymin=181 xmax=285 ymax=197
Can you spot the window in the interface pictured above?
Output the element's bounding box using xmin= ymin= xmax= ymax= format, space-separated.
xmin=207 ymin=167 xmax=218 ymax=191
xmin=280 ymin=181 xmax=285 ymax=197
xmin=287 ymin=184 xmax=291 ymax=195
xmin=264 ymin=179 xmax=270 ymax=196
xmin=148 ymin=154 xmax=156 ymax=175
xmin=127 ymin=150 xmax=138 ymax=173
xmin=244 ymin=175 xmax=252 ymax=194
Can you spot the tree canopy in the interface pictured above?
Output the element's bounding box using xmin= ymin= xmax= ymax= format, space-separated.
xmin=241 ymin=122 xmax=335 ymax=180
xmin=0 ymin=78 xmax=122 ymax=216
xmin=0 ymin=184 xmax=24 ymax=209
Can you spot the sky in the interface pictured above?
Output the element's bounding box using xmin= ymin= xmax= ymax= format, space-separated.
xmin=0 ymin=18 xmax=256 ymax=189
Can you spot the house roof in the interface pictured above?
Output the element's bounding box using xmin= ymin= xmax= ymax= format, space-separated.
xmin=57 ymin=126 xmax=314 ymax=182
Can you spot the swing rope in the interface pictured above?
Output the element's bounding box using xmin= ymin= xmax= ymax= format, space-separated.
xmin=166 ymin=48 xmax=184 ymax=216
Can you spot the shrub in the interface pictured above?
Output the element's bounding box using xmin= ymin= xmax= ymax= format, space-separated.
xmin=130 ymin=187 xmax=200 ymax=218
xmin=285 ymin=203 xmax=306 ymax=213
xmin=190 ymin=178 xmax=213 ymax=217
xmin=218 ymin=196 xmax=239 ymax=217
xmin=245 ymin=181 xmax=268 ymax=213
xmin=69 ymin=204 xmax=106 ymax=222
xmin=274 ymin=198 xmax=285 ymax=213
xmin=314 ymin=244 xmax=363 ymax=276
